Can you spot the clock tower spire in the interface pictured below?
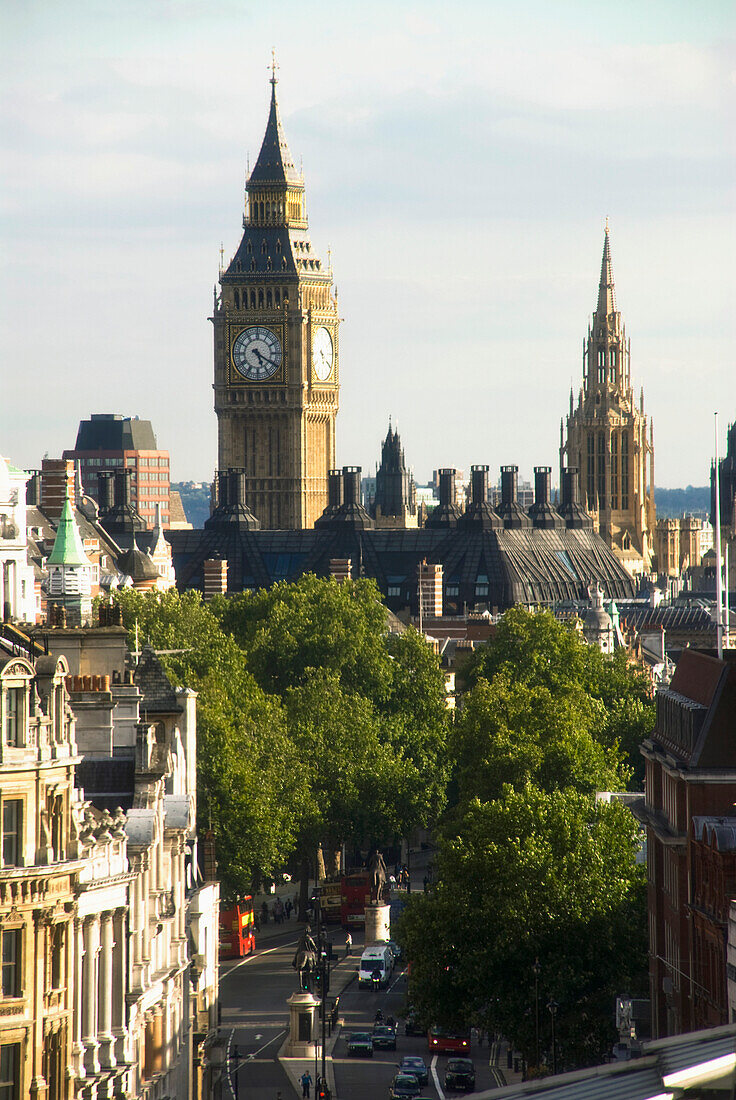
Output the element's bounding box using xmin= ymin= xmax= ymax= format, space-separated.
xmin=212 ymin=67 xmax=340 ymax=529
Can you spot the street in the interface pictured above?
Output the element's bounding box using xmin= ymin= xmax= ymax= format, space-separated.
xmin=218 ymin=911 xmax=504 ymax=1098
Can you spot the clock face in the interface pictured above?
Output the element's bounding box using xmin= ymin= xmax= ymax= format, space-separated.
xmin=232 ymin=326 xmax=282 ymax=381
xmin=312 ymin=326 xmax=334 ymax=382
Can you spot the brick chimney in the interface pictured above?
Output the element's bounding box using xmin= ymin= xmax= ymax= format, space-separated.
xmin=40 ymin=459 xmax=76 ymax=521
xmin=203 ymin=558 xmax=228 ymax=600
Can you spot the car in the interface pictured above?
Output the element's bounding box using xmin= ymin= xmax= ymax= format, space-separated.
xmin=403 ymin=1009 xmax=427 ymax=1037
xmin=389 ymin=1074 xmax=422 ymax=1098
xmin=387 ymin=939 xmax=404 ymax=965
xmin=444 ymin=1057 xmax=476 ymax=1091
xmin=372 ymin=1024 xmax=397 ymax=1050
xmin=347 ymin=1032 xmax=374 ymax=1057
xmin=399 ymin=1056 xmax=429 ymax=1086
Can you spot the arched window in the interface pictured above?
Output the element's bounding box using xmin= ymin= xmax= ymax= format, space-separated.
xmin=275 ymin=288 xmax=281 ymax=304
xmin=597 ymin=347 xmax=606 ymax=384
xmin=250 ymin=291 xmax=256 ymax=308
xmin=246 ymin=241 xmax=252 ymax=254
xmin=258 ymin=289 xmax=264 ymax=308
xmin=610 ymin=347 xmax=617 ymax=384
xmin=250 ymin=259 xmax=256 ymax=272
xmin=266 ymin=289 xmax=272 ymax=307
xmin=275 ymin=239 xmax=281 ymax=253
xmin=261 ymin=241 xmax=267 ymax=254
xmin=234 ymin=289 xmax=240 ymax=309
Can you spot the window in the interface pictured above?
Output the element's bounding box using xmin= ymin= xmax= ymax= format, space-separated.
xmin=4 ymin=688 xmax=22 ymax=747
xmin=597 ymin=431 xmax=605 ymax=506
xmin=1 ymin=929 xmax=21 ymax=997
xmin=50 ymin=924 xmax=63 ymax=990
xmin=387 ymin=585 xmax=401 ymax=597
xmin=1 ymin=801 xmax=22 ymax=866
xmin=597 ymin=347 xmax=606 ymax=384
xmin=0 ymin=1045 xmax=20 ymax=1100
xmin=446 ymin=584 xmax=459 ymax=597
xmin=475 ymin=584 xmax=489 ymax=597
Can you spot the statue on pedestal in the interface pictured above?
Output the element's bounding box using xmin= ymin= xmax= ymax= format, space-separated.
xmin=292 ymin=925 xmax=318 ymax=992
xmin=367 ymin=850 xmax=388 ymax=902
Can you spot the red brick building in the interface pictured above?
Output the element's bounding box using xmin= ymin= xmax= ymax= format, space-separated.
xmin=639 ymin=650 xmax=736 ymax=1037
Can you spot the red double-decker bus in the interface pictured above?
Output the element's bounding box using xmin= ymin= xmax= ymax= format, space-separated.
xmin=340 ymin=872 xmax=372 ymax=927
xmin=219 ymin=897 xmax=256 ymax=959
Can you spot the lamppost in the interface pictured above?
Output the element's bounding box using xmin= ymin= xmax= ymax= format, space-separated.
xmin=311 ymin=887 xmax=331 ymax=1100
xmin=532 ymin=958 xmax=541 ymax=1071
xmin=547 ymin=1000 xmax=559 ymax=1075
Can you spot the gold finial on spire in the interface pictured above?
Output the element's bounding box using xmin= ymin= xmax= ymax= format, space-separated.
xmin=270 ymin=48 xmax=279 ymax=85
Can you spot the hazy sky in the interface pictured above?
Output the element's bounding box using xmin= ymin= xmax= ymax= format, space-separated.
xmin=2 ymin=0 xmax=734 ymax=488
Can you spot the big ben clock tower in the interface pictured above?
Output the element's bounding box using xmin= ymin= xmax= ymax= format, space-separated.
xmin=213 ymin=63 xmax=340 ymax=529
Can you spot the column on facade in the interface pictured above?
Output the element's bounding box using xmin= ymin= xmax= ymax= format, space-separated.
xmin=112 ymin=907 xmax=127 ymax=1065
xmin=82 ymin=915 xmax=101 ymax=1075
xmin=71 ymin=916 xmax=85 ymax=1075
xmin=98 ymin=911 xmax=116 ymax=1067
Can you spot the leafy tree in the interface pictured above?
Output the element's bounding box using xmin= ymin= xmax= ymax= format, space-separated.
xmin=108 ymin=589 xmax=304 ymax=897
xmin=464 ymin=608 xmax=653 ymax=783
xmin=397 ymin=787 xmax=647 ymax=1069
xmin=451 ymin=673 xmax=628 ymax=805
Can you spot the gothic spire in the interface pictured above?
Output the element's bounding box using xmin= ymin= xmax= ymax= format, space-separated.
xmin=596 ymin=220 xmax=617 ymax=317
xmin=248 ymin=63 xmax=301 ymax=187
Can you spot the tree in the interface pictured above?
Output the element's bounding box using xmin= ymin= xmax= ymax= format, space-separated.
xmin=397 ymin=786 xmax=647 ymax=1068
xmin=108 ymin=589 xmax=305 ymax=898
xmin=463 ymin=608 xmax=653 ymax=783
xmin=451 ymin=673 xmax=628 ymax=806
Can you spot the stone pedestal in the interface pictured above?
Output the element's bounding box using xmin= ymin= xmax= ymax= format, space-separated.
xmin=286 ymin=991 xmax=320 ymax=1056
xmin=364 ymin=902 xmax=390 ymax=945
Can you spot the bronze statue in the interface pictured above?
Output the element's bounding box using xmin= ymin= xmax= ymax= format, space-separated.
xmin=367 ymin=850 xmax=388 ymax=902
xmin=292 ymin=924 xmax=318 ymax=992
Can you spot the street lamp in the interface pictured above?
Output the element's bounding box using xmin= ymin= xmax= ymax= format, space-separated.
xmin=532 ymin=958 xmax=541 ymax=1071
xmin=547 ymin=1000 xmax=559 ymax=1075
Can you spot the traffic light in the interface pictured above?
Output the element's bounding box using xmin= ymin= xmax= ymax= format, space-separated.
xmin=313 ymin=968 xmax=322 ymax=993
xmin=317 ymin=1084 xmax=330 ymax=1100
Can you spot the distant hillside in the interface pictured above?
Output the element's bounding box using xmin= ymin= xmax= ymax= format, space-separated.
xmin=172 ymin=482 xmax=211 ymax=529
xmin=654 ymin=485 xmax=710 ymax=518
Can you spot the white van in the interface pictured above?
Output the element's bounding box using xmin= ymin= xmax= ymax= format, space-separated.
xmin=358 ymin=944 xmax=393 ymax=989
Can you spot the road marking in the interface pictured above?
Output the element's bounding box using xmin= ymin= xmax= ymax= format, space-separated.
xmin=431 ymin=1053 xmax=445 ymax=1099
xmin=251 ymin=1029 xmax=286 ymax=1057
xmin=388 ymin=969 xmax=406 ymax=993
xmin=221 ymin=939 xmax=299 ymax=979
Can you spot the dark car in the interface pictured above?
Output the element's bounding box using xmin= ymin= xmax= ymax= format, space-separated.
xmin=404 ymin=1009 xmax=427 ymax=1037
xmin=347 ymin=1032 xmax=373 ymax=1057
xmin=389 ymin=1074 xmax=422 ymax=1098
xmin=399 ymin=1056 xmax=429 ymax=1086
xmin=372 ymin=1024 xmax=397 ymax=1050
xmin=444 ymin=1057 xmax=476 ymax=1091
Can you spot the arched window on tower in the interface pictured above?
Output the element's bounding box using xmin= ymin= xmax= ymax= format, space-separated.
xmin=261 ymin=241 xmax=267 ymax=254
xmin=621 ymin=434 xmax=630 ymax=510
xmin=246 ymin=241 xmax=252 ymax=254
xmin=234 ymin=289 xmax=240 ymax=309
xmin=250 ymin=259 xmax=256 ymax=272
xmin=258 ymin=289 xmax=264 ymax=308
xmin=275 ymin=288 xmax=281 ymax=304
xmin=610 ymin=347 xmax=617 ymax=384
xmin=250 ymin=290 xmax=256 ymax=308
xmin=275 ymin=239 xmax=281 ymax=253
xmin=266 ymin=289 xmax=272 ymax=307
xmin=597 ymin=347 xmax=606 ymax=384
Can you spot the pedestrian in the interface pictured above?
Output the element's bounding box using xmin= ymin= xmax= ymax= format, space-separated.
xmin=285 ymin=899 xmax=292 ymax=920
xmin=345 ymin=931 xmax=352 ymax=957
xmin=300 ymin=1070 xmax=313 ymax=1098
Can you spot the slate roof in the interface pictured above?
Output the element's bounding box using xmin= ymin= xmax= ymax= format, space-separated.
xmin=691 ymin=816 xmax=736 ymax=851
xmin=248 ymin=77 xmax=302 ymax=186
xmin=134 ymin=644 xmax=182 ymax=716
xmin=167 ymin=521 xmax=636 ymax=613
xmin=76 ymin=756 xmax=136 ymax=811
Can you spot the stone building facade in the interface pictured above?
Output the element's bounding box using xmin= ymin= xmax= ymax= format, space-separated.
xmin=0 ymin=638 xmax=79 ymax=1100
xmin=213 ymin=67 xmax=339 ymax=530
xmin=561 ymin=226 xmax=655 ymax=576
xmin=0 ymin=618 xmax=219 ymax=1100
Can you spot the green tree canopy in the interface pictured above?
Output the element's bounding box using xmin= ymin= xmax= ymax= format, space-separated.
xmin=397 ymin=787 xmax=647 ymax=1068
xmin=463 ymin=607 xmax=653 ymax=783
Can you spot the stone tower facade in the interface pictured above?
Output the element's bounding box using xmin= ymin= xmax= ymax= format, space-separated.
xmin=372 ymin=423 xmax=418 ymax=528
xmin=561 ymin=226 xmax=655 ymax=575
xmin=213 ymin=68 xmax=339 ymax=529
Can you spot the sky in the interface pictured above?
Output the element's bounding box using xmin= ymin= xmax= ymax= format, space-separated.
xmin=1 ymin=0 xmax=735 ymax=489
